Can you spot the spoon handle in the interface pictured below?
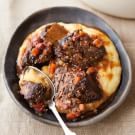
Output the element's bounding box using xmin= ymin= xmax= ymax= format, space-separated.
xmin=49 ymin=102 xmax=76 ymax=135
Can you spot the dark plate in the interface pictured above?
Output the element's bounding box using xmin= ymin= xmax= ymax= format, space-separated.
xmin=3 ymin=7 xmax=132 ymax=127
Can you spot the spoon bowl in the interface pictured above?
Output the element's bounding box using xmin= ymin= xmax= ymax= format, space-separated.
xmin=22 ymin=66 xmax=55 ymax=101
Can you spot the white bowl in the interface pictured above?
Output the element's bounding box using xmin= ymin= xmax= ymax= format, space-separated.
xmin=81 ymin=0 xmax=135 ymax=18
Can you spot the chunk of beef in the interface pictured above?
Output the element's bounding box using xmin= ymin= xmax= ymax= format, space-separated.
xmin=20 ymin=81 xmax=51 ymax=112
xmin=54 ymin=30 xmax=106 ymax=69
xmin=53 ymin=66 xmax=102 ymax=113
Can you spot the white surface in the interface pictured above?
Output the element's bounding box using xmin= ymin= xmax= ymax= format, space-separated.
xmin=81 ymin=0 xmax=135 ymax=18
xmin=0 ymin=0 xmax=135 ymax=135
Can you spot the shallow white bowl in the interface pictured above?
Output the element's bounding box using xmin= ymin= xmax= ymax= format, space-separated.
xmin=81 ymin=0 xmax=135 ymax=19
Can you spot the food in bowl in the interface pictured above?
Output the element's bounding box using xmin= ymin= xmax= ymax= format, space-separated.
xmin=17 ymin=22 xmax=121 ymax=120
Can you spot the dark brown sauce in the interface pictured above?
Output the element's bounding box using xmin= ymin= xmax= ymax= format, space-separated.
xmin=97 ymin=59 xmax=120 ymax=71
xmin=104 ymin=40 xmax=110 ymax=46
xmin=107 ymin=73 xmax=113 ymax=80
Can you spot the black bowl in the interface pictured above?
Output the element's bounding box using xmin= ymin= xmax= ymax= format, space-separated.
xmin=3 ymin=7 xmax=132 ymax=127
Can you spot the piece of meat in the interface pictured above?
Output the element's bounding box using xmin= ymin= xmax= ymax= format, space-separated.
xmin=21 ymin=39 xmax=53 ymax=67
xmin=17 ymin=23 xmax=68 ymax=75
xmin=53 ymin=66 xmax=102 ymax=115
xmin=54 ymin=30 xmax=106 ymax=69
xmin=74 ymin=73 xmax=102 ymax=103
xmin=20 ymin=80 xmax=51 ymax=112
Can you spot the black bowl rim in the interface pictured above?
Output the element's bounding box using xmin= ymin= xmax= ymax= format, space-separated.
xmin=3 ymin=6 xmax=132 ymax=127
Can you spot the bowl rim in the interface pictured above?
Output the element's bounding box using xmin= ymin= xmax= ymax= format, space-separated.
xmin=3 ymin=6 xmax=132 ymax=127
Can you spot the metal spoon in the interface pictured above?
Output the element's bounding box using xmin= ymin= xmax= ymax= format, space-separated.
xmin=22 ymin=66 xmax=76 ymax=135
